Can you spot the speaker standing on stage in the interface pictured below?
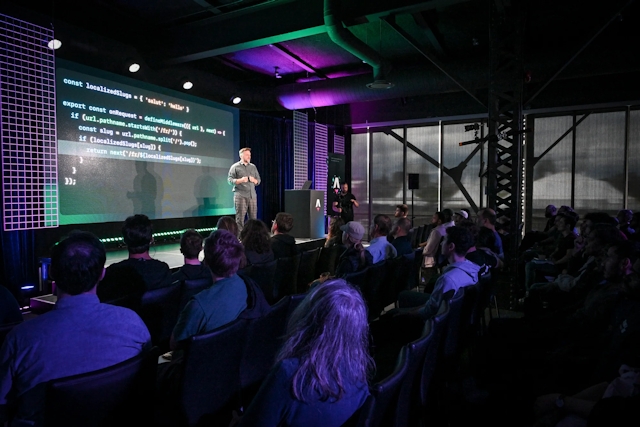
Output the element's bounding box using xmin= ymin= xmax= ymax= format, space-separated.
xmin=228 ymin=147 xmax=261 ymax=233
xmin=332 ymin=182 xmax=359 ymax=223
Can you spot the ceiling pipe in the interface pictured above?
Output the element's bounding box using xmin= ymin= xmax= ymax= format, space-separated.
xmin=323 ymin=0 xmax=392 ymax=87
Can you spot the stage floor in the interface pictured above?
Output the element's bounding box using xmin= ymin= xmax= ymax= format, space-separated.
xmin=105 ymin=237 xmax=326 ymax=269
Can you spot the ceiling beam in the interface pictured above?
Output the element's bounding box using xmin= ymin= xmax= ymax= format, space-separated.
xmin=155 ymin=0 xmax=473 ymax=65
xmin=268 ymin=44 xmax=328 ymax=78
xmin=411 ymin=11 xmax=446 ymax=56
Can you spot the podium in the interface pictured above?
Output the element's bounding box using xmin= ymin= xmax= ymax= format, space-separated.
xmin=285 ymin=190 xmax=325 ymax=239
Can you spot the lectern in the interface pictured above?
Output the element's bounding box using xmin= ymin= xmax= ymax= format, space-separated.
xmin=285 ymin=190 xmax=325 ymax=239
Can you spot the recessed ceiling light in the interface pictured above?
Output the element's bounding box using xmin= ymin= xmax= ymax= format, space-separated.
xmin=47 ymin=39 xmax=62 ymax=50
xmin=182 ymin=81 xmax=193 ymax=90
xmin=231 ymin=96 xmax=242 ymax=105
xmin=128 ymin=63 xmax=140 ymax=73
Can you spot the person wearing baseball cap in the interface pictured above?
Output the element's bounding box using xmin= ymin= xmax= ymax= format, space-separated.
xmin=454 ymin=210 xmax=469 ymax=225
xmin=335 ymin=221 xmax=372 ymax=277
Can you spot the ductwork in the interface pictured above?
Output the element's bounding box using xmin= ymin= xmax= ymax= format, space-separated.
xmin=323 ymin=0 xmax=392 ymax=86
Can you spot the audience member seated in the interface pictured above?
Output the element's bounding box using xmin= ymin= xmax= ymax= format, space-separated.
xmin=366 ymin=214 xmax=397 ymax=263
xmin=0 ymin=285 xmax=22 ymax=326
xmin=523 ymin=212 xmax=578 ymax=296
xmin=270 ymin=212 xmax=299 ymax=259
xmin=0 ymin=231 xmax=151 ymax=426
xmin=240 ymin=279 xmax=373 ymax=427
xmin=335 ymin=222 xmax=373 ymax=277
xmin=460 ymin=222 xmax=503 ymax=271
xmin=390 ymin=217 xmax=413 ymax=257
xmin=240 ymin=219 xmax=275 ymax=266
xmin=394 ymin=204 xmax=409 ymax=220
xmin=399 ymin=226 xmax=480 ymax=320
xmin=325 ymin=216 xmax=345 ymax=248
xmin=421 ymin=210 xmax=450 ymax=282
xmin=476 ymin=208 xmax=504 ymax=259
xmin=98 ymin=214 xmax=173 ymax=303
xmin=453 ymin=209 xmax=469 ymax=225
xmin=216 ymin=216 xmax=239 ymax=239
xmin=617 ymin=209 xmax=634 ymax=239
xmin=170 ymin=230 xmax=247 ymax=350
xmin=171 ymin=229 xmax=213 ymax=285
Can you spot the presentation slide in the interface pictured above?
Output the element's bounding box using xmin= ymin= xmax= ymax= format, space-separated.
xmin=55 ymin=60 xmax=239 ymax=225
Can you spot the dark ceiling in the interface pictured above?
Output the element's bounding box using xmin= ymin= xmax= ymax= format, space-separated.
xmin=2 ymin=0 xmax=640 ymax=125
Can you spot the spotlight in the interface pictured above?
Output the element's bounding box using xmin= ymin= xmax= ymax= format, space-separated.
xmin=128 ymin=62 xmax=140 ymax=73
xmin=47 ymin=39 xmax=62 ymax=50
xmin=230 ymin=96 xmax=242 ymax=105
xmin=182 ymin=80 xmax=193 ymax=90
xmin=464 ymin=123 xmax=480 ymax=132
xmin=274 ymin=66 xmax=282 ymax=79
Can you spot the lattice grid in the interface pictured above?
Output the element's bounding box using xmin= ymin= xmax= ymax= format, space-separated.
xmin=314 ymin=123 xmax=328 ymax=210
xmin=293 ymin=110 xmax=308 ymax=189
xmin=1 ymin=14 xmax=58 ymax=230
xmin=334 ymin=134 xmax=344 ymax=154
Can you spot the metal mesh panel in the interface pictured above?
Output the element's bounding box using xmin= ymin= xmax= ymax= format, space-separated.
xmin=574 ymin=112 xmax=625 ymax=215
xmin=351 ymin=133 xmax=368 ymax=232
xmin=314 ymin=123 xmax=328 ymax=210
xmin=334 ymin=134 xmax=344 ymax=154
xmin=441 ymin=123 xmax=483 ymax=213
xmin=1 ymin=14 xmax=58 ymax=230
xmin=293 ymin=110 xmax=308 ymax=189
xmin=406 ymin=125 xmax=440 ymax=225
xmin=628 ymin=110 xmax=640 ymax=211
xmin=531 ymin=116 xmax=573 ymax=231
xmin=370 ymin=130 xmax=403 ymax=219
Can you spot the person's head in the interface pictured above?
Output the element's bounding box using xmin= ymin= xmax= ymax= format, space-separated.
xmin=240 ymin=219 xmax=272 ymax=254
xmin=341 ymin=183 xmax=349 ymax=194
xmin=216 ymin=216 xmax=239 ymax=238
xmin=394 ymin=217 xmax=412 ymax=237
xmin=278 ymin=278 xmax=374 ymax=401
xmin=394 ymin=204 xmax=408 ymax=218
xmin=545 ymin=205 xmax=557 ymax=218
xmin=477 ymin=226 xmax=497 ymax=250
xmin=442 ymin=208 xmax=454 ymax=224
xmin=631 ymin=212 xmax=640 ymax=229
xmin=442 ymin=226 xmax=475 ymax=259
xmin=204 ymin=229 xmax=244 ymax=279
xmin=341 ymin=221 xmax=365 ymax=246
xmin=617 ymin=209 xmax=633 ymax=226
xmin=122 ymin=214 xmax=153 ymax=254
xmin=585 ymin=224 xmax=626 ymax=257
xmin=432 ymin=211 xmax=444 ymax=225
xmin=370 ymin=214 xmax=392 ymax=238
xmin=555 ymin=212 xmax=577 ymax=234
xmin=453 ymin=210 xmax=469 ymax=224
xmin=272 ymin=212 xmax=294 ymax=234
xmin=476 ymin=208 xmax=497 ymax=228
xmin=239 ymin=147 xmax=251 ymax=163
xmin=457 ymin=220 xmax=479 ymax=245
xmin=180 ymin=229 xmax=203 ymax=260
xmin=50 ymin=231 xmax=106 ymax=296
xmin=603 ymin=241 xmax=638 ymax=280
xmin=327 ymin=216 xmax=345 ymax=239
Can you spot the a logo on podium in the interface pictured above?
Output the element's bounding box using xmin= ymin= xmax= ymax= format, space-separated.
xmin=315 ymin=199 xmax=321 ymax=211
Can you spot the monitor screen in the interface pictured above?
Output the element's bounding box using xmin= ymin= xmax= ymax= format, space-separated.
xmin=55 ymin=60 xmax=239 ymax=225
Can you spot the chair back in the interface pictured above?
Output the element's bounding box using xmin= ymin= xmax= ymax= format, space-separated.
xmin=44 ymin=346 xmax=160 ymax=427
xmin=240 ymin=297 xmax=290 ymax=399
xmin=315 ymin=244 xmax=344 ymax=277
xmin=420 ymin=299 xmax=450 ymax=412
xmin=384 ymin=255 xmax=413 ymax=308
xmin=179 ymin=278 xmax=213 ymax=312
xmin=363 ymin=261 xmax=387 ymax=320
xmin=407 ymin=248 xmax=423 ymax=290
xmin=286 ymin=293 xmax=307 ymax=321
xmin=442 ymin=285 xmax=478 ymax=359
xmin=395 ymin=319 xmax=436 ymax=427
xmin=138 ymin=284 xmax=181 ymax=348
xmin=296 ymin=247 xmax=321 ymax=293
xmin=342 ymin=267 xmax=367 ymax=290
xmin=243 ymin=260 xmax=278 ymax=305
xmin=180 ymin=318 xmax=248 ymax=426
xmin=355 ymin=346 xmax=410 ymax=427
xmin=273 ymin=253 xmax=301 ymax=302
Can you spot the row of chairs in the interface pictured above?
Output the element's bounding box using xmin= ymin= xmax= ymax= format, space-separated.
xmin=239 ymin=244 xmax=344 ymax=305
xmin=21 ymin=293 xmax=305 ymax=427
xmin=349 ymin=270 xmax=495 ymax=427
xmin=343 ymin=249 xmax=423 ymax=320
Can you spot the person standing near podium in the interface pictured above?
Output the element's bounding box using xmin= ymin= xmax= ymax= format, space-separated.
xmin=332 ymin=182 xmax=359 ymax=223
xmin=228 ymin=147 xmax=261 ymax=233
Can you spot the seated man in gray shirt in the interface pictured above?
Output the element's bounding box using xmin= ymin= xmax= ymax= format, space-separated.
xmin=170 ymin=229 xmax=248 ymax=349
xmin=0 ymin=232 xmax=151 ymax=426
